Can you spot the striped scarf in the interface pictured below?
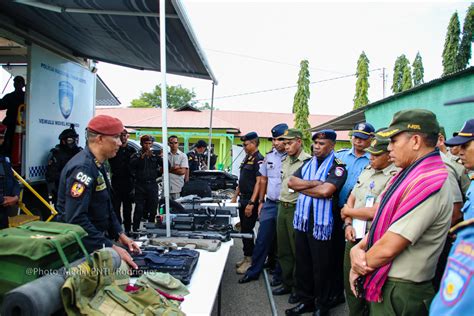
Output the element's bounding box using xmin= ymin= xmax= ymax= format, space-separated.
xmin=364 ymin=150 xmax=448 ymax=302
xmin=293 ymin=151 xmax=335 ymax=240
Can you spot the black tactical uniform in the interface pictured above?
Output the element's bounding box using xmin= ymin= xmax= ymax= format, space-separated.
xmin=290 ymin=156 xmax=347 ymax=315
xmin=45 ymin=128 xmax=82 ymax=207
xmin=130 ymin=149 xmax=163 ymax=231
xmin=238 ymin=150 xmax=264 ymax=256
xmin=0 ymin=155 xmax=21 ymax=228
xmin=109 ymin=143 xmax=136 ymax=233
xmin=187 ymin=150 xmax=207 ymax=173
xmin=56 ymin=147 xmax=123 ymax=252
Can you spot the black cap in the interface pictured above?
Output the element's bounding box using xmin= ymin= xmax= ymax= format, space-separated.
xmin=271 ymin=123 xmax=288 ymax=138
xmin=195 ymin=140 xmax=208 ymax=148
xmin=240 ymin=132 xmax=259 ymax=141
xmin=312 ymin=129 xmax=337 ymax=141
xmin=445 ymin=119 xmax=474 ymax=146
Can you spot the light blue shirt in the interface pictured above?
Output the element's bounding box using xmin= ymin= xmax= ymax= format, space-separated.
xmin=335 ymin=147 xmax=370 ymax=208
xmin=259 ymin=148 xmax=286 ymax=202
xmin=461 ymin=179 xmax=474 ymax=220
xmin=430 ymin=219 xmax=474 ymax=315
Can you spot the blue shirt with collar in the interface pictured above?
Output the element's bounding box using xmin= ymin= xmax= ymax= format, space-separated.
xmin=335 ymin=147 xmax=370 ymax=208
xmin=461 ymin=178 xmax=474 ymax=220
xmin=259 ymin=148 xmax=286 ymax=202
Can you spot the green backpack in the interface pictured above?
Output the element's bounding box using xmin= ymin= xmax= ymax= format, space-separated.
xmin=61 ymin=249 xmax=185 ymax=316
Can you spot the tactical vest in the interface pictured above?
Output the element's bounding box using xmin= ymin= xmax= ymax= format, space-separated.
xmin=61 ymin=249 xmax=185 ymax=316
xmin=46 ymin=145 xmax=81 ymax=184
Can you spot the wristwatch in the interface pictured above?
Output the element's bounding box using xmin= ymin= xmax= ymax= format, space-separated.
xmin=248 ymin=200 xmax=255 ymax=206
xmin=342 ymin=222 xmax=352 ymax=230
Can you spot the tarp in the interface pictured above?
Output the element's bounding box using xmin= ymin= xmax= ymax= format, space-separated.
xmin=0 ymin=0 xmax=216 ymax=82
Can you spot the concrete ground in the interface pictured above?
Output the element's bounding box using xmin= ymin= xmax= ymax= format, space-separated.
xmin=210 ymin=238 xmax=349 ymax=316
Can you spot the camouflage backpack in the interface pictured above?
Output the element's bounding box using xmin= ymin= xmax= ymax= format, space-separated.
xmin=61 ymin=249 xmax=185 ymax=316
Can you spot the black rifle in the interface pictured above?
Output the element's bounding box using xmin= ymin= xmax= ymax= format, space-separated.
xmin=140 ymin=228 xmax=253 ymax=242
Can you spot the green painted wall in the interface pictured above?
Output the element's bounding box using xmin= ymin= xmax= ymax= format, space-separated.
xmin=365 ymin=71 xmax=474 ymax=136
xmin=130 ymin=128 xmax=234 ymax=170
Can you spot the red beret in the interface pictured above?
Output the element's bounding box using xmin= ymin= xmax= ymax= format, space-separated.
xmin=0 ymin=124 xmax=6 ymax=135
xmin=87 ymin=115 xmax=124 ymax=136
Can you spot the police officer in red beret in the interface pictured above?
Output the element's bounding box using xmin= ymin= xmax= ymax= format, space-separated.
xmin=0 ymin=124 xmax=20 ymax=229
xmin=57 ymin=115 xmax=141 ymax=268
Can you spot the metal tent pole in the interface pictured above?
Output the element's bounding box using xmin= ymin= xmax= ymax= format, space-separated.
xmin=207 ymin=82 xmax=215 ymax=168
xmin=159 ymin=0 xmax=171 ymax=237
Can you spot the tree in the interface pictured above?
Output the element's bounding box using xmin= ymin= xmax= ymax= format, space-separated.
xmin=293 ymin=60 xmax=311 ymax=151
xmin=442 ymin=12 xmax=461 ymax=75
xmin=353 ymin=51 xmax=370 ymax=109
xmin=401 ymin=63 xmax=413 ymax=91
xmin=196 ymin=102 xmax=218 ymax=111
xmin=457 ymin=4 xmax=474 ymax=70
xmin=391 ymin=55 xmax=410 ymax=93
xmin=412 ymin=52 xmax=424 ymax=86
xmin=130 ymin=84 xmax=197 ymax=108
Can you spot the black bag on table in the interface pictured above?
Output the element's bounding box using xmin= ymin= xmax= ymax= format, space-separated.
xmin=132 ymin=248 xmax=199 ymax=285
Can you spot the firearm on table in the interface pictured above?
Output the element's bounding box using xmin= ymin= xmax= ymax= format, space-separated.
xmin=139 ymin=226 xmax=253 ymax=242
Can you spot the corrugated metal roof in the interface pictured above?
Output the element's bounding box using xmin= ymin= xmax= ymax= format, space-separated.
xmin=96 ymin=108 xmax=350 ymax=140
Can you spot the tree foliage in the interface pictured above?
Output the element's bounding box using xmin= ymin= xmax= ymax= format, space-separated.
xmin=130 ymin=84 xmax=197 ymax=109
xmin=391 ymin=55 xmax=410 ymax=93
xmin=353 ymin=51 xmax=370 ymax=109
xmin=401 ymin=64 xmax=413 ymax=91
xmin=442 ymin=12 xmax=461 ymax=75
xmin=412 ymin=52 xmax=425 ymax=86
xmin=293 ymin=60 xmax=311 ymax=151
xmin=457 ymin=5 xmax=474 ymax=70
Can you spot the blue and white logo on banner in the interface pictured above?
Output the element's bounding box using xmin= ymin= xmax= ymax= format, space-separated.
xmin=58 ymin=81 xmax=74 ymax=119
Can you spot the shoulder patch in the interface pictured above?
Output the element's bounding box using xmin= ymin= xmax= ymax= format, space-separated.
xmin=335 ymin=166 xmax=345 ymax=177
xmin=440 ymin=258 xmax=469 ymax=305
xmin=70 ymin=181 xmax=86 ymax=198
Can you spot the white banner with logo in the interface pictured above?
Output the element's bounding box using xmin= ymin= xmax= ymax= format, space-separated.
xmin=26 ymin=44 xmax=95 ymax=181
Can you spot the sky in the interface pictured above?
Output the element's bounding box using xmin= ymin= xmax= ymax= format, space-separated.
xmin=1 ymin=1 xmax=472 ymax=116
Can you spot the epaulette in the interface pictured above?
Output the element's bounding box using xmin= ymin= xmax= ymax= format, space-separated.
xmin=337 ymin=148 xmax=349 ymax=153
xmin=303 ymin=157 xmax=312 ymax=162
xmin=266 ymin=149 xmax=273 ymax=154
xmin=334 ymin=158 xmax=345 ymax=165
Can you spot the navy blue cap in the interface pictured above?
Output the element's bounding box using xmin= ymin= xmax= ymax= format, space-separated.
xmin=240 ymin=132 xmax=259 ymax=141
xmin=445 ymin=119 xmax=474 ymax=146
xmin=195 ymin=140 xmax=207 ymax=148
xmin=312 ymin=129 xmax=337 ymax=141
xmin=271 ymin=123 xmax=288 ymax=138
xmin=352 ymin=122 xmax=375 ymax=140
